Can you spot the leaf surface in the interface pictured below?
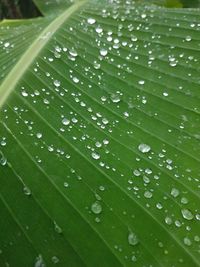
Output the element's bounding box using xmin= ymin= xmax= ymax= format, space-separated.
xmin=0 ymin=1 xmax=200 ymax=266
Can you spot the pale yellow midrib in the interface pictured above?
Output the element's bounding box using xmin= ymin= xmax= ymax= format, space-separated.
xmin=0 ymin=0 xmax=87 ymax=108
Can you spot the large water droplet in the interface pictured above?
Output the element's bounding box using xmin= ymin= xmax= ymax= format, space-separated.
xmin=181 ymin=209 xmax=194 ymax=220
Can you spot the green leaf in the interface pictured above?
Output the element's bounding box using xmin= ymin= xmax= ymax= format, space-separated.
xmin=0 ymin=0 xmax=200 ymax=266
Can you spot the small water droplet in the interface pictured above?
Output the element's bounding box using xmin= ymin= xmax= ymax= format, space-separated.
xmin=165 ymin=216 xmax=173 ymax=225
xmin=183 ymin=237 xmax=192 ymax=246
xmin=23 ymin=186 xmax=31 ymax=196
xmin=34 ymin=255 xmax=45 ymax=267
xmin=138 ymin=143 xmax=151 ymax=153
xmin=53 ymin=80 xmax=61 ymax=87
xmin=185 ymin=36 xmax=192 ymax=42
xmin=110 ymin=93 xmax=121 ymax=103
xmin=54 ymin=221 xmax=62 ymax=234
xmin=128 ymin=231 xmax=139 ymax=246
xmin=100 ymin=48 xmax=108 ymax=56
xmin=62 ymin=118 xmax=70 ymax=126
xmin=91 ymin=152 xmax=100 ymax=160
xmin=144 ymin=191 xmax=153 ymax=199
xmin=91 ymin=201 xmax=102 ymax=214
xmin=171 ymin=188 xmax=179 ymax=198
xmin=4 ymin=42 xmax=10 ymax=48
xmin=21 ymin=90 xmax=28 ymax=97
xmin=72 ymin=77 xmax=79 ymax=83
xmin=36 ymin=133 xmax=43 ymax=139
xmin=51 ymin=256 xmax=59 ymax=264
xmin=87 ymin=18 xmax=96 ymax=24
xmin=0 ymin=154 xmax=7 ymax=166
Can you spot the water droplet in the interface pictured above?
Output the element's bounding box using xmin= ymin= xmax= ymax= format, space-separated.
xmin=165 ymin=216 xmax=173 ymax=225
xmin=93 ymin=61 xmax=101 ymax=69
xmin=0 ymin=154 xmax=7 ymax=166
xmin=163 ymin=92 xmax=168 ymax=97
xmin=138 ymin=80 xmax=145 ymax=85
xmin=110 ymin=93 xmax=121 ymax=103
xmin=100 ymin=48 xmax=108 ymax=57
xmin=4 ymin=42 xmax=10 ymax=48
xmin=62 ymin=118 xmax=70 ymax=126
xmin=54 ymin=221 xmax=62 ymax=234
xmin=131 ymin=255 xmax=137 ymax=262
xmin=183 ymin=237 xmax=192 ymax=246
xmin=87 ymin=18 xmax=96 ymax=24
xmin=133 ymin=169 xmax=141 ymax=177
xmin=170 ymin=188 xmax=179 ymax=198
xmin=34 ymin=255 xmax=45 ymax=267
xmin=185 ymin=36 xmax=192 ymax=42
xmin=156 ymin=203 xmax=163 ymax=210
xmin=138 ymin=143 xmax=151 ymax=153
xmin=99 ymin=185 xmax=105 ymax=191
xmin=23 ymin=186 xmax=31 ymax=196
xmin=21 ymin=90 xmax=28 ymax=97
xmin=51 ymin=256 xmax=59 ymax=264
xmin=181 ymin=197 xmax=188 ymax=204
xmin=128 ymin=231 xmax=139 ymax=246
xmin=144 ymin=191 xmax=153 ymax=199
xmin=73 ymin=77 xmax=79 ymax=83
xmin=53 ymin=80 xmax=60 ymax=87
xmin=91 ymin=201 xmax=102 ymax=214
xmin=91 ymin=152 xmax=100 ymax=160
xmin=181 ymin=209 xmax=194 ymax=220
xmin=64 ymin=182 xmax=69 ymax=188
xmin=36 ymin=133 xmax=43 ymax=139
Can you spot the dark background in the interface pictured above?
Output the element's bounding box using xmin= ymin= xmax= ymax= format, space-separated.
xmin=0 ymin=0 xmax=200 ymax=20
xmin=0 ymin=0 xmax=41 ymax=19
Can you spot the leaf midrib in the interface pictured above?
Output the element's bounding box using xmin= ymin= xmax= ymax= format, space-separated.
xmin=0 ymin=0 xmax=87 ymax=108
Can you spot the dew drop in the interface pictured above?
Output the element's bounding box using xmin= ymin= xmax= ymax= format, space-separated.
xmin=91 ymin=201 xmax=102 ymax=214
xmin=34 ymin=255 xmax=45 ymax=267
xmin=128 ymin=231 xmax=139 ymax=246
xmin=0 ymin=154 xmax=7 ymax=166
xmin=54 ymin=221 xmax=62 ymax=234
xmin=183 ymin=237 xmax=192 ymax=246
xmin=165 ymin=216 xmax=173 ymax=225
xmin=53 ymin=80 xmax=61 ymax=87
xmin=181 ymin=209 xmax=194 ymax=220
xmin=110 ymin=93 xmax=121 ymax=103
xmin=185 ymin=36 xmax=192 ymax=42
xmin=100 ymin=48 xmax=108 ymax=56
xmin=62 ymin=118 xmax=70 ymax=126
xmin=87 ymin=18 xmax=96 ymax=24
xmin=91 ymin=152 xmax=100 ymax=160
xmin=138 ymin=143 xmax=151 ymax=153
xmin=23 ymin=186 xmax=31 ymax=196
xmin=73 ymin=77 xmax=79 ymax=83
xmin=51 ymin=256 xmax=59 ymax=264
xmin=170 ymin=188 xmax=179 ymax=198
xmin=144 ymin=191 xmax=153 ymax=199
xmin=4 ymin=42 xmax=10 ymax=48
xmin=36 ymin=133 xmax=43 ymax=139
